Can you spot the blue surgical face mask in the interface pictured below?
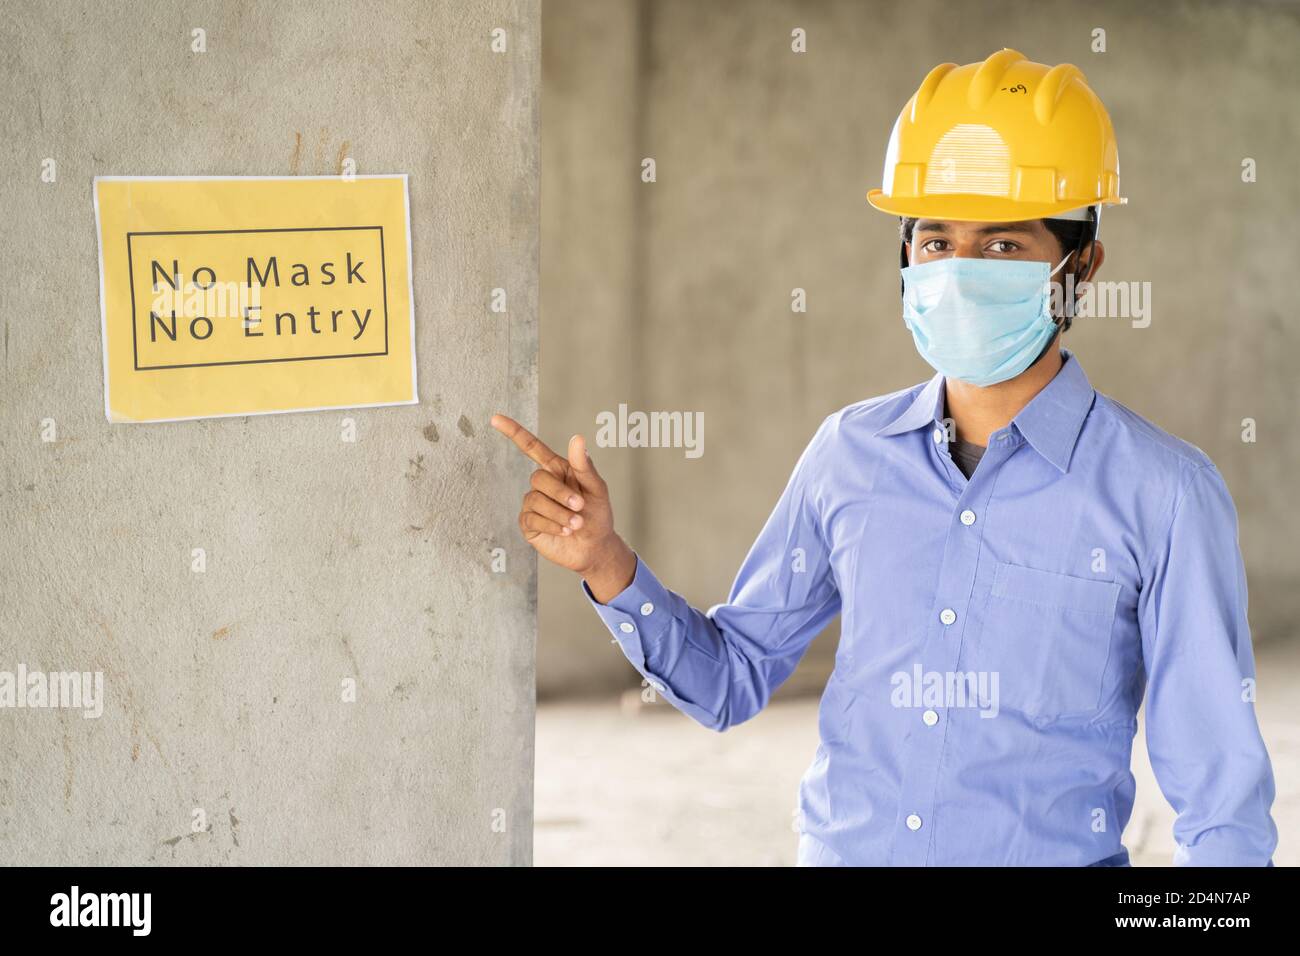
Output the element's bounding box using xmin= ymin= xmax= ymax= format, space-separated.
xmin=900 ymin=253 xmax=1070 ymax=387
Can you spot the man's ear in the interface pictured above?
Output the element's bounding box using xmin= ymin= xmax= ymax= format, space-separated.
xmin=1078 ymin=240 xmax=1105 ymax=282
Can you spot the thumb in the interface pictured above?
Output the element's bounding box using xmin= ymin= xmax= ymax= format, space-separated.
xmin=567 ymin=434 xmax=606 ymax=495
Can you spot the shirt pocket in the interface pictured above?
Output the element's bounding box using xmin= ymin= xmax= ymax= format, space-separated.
xmin=978 ymin=561 xmax=1120 ymax=720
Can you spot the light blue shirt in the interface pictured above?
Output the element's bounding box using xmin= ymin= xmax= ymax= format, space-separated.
xmin=582 ymin=349 xmax=1278 ymax=866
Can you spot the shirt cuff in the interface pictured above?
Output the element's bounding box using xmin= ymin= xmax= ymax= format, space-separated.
xmin=1173 ymin=839 xmax=1276 ymax=867
xmin=579 ymin=552 xmax=673 ymax=681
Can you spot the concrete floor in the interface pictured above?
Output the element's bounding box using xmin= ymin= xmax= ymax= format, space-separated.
xmin=536 ymin=639 xmax=1299 ymax=866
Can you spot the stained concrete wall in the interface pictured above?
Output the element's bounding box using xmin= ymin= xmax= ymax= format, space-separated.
xmin=540 ymin=0 xmax=1300 ymax=697
xmin=0 ymin=0 xmax=538 ymax=863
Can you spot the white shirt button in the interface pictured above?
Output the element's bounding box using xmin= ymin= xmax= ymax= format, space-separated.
xmin=932 ymin=428 xmax=944 ymax=444
xmin=959 ymin=509 xmax=976 ymax=526
xmin=619 ymin=622 xmax=635 ymax=633
xmin=906 ymin=814 xmax=923 ymax=831
xmin=923 ymin=709 xmax=939 ymax=726
xmin=640 ymin=602 xmax=654 ymax=616
xmin=939 ymin=608 xmax=957 ymax=626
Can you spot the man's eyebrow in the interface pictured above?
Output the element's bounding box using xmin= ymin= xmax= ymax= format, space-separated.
xmin=974 ymin=222 xmax=1038 ymax=236
xmin=912 ymin=221 xmax=1039 ymax=235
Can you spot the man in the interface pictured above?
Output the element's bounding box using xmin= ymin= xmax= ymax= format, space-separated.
xmin=493 ymin=50 xmax=1278 ymax=866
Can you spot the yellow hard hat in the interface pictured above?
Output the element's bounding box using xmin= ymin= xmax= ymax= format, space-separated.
xmin=867 ymin=48 xmax=1125 ymax=223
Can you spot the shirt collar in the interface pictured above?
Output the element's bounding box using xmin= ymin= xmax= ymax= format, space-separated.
xmin=872 ymin=349 xmax=1096 ymax=474
xmin=1011 ymin=348 xmax=1095 ymax=473
xmin=873 ymin=369 xmax=946 ymax=439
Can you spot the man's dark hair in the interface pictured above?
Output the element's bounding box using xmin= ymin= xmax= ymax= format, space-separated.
xmin=897 ymin=211 xmax=1098 ymax=333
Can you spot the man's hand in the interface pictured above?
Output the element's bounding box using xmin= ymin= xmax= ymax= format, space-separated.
xmin=490 ymin=414 xmax=636 ymax=602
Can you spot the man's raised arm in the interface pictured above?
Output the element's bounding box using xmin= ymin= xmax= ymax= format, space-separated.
xmin=491 ymin=413 xmax=841 ymax=731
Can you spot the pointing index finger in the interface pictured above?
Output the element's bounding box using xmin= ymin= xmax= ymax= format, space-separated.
xmin=490 ymin=414 xmax=566 ymax=473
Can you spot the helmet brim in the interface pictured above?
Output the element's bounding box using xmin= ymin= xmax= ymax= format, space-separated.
xmin=867 ymin=189 xmax=1121 ymax=223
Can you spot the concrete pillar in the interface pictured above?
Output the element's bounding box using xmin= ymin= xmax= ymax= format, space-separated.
xmin=0 ymin=0 xmax=538 ymax=864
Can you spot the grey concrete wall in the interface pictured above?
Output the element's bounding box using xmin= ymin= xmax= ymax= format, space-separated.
xmin=538 ymin=0 xmax=649 ymax=695
xmin=0 ymin=0 xmax=538 ymax=864
xmin=540 ymin=0 xmax=1300 ymax=697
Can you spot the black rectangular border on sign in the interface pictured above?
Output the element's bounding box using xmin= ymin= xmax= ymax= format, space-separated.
xmin=126 ymin=226 xmax=389 ymax=371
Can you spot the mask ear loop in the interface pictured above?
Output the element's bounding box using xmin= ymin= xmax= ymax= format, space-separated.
xmin=1036 ymin=212 xmax=1096 ymax=368
xmin=1056 ymin=210 xmax=1097 ymax=332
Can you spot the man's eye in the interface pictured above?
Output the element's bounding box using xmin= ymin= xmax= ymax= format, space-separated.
xmin=988 ymin=240 xmax=1019 ymax=254
xmin=921 ymin=239 xmax=948 ymax=253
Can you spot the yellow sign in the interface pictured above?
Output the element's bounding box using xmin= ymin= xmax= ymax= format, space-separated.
xmin=94 ymin=176 xmax=417 ymax=422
